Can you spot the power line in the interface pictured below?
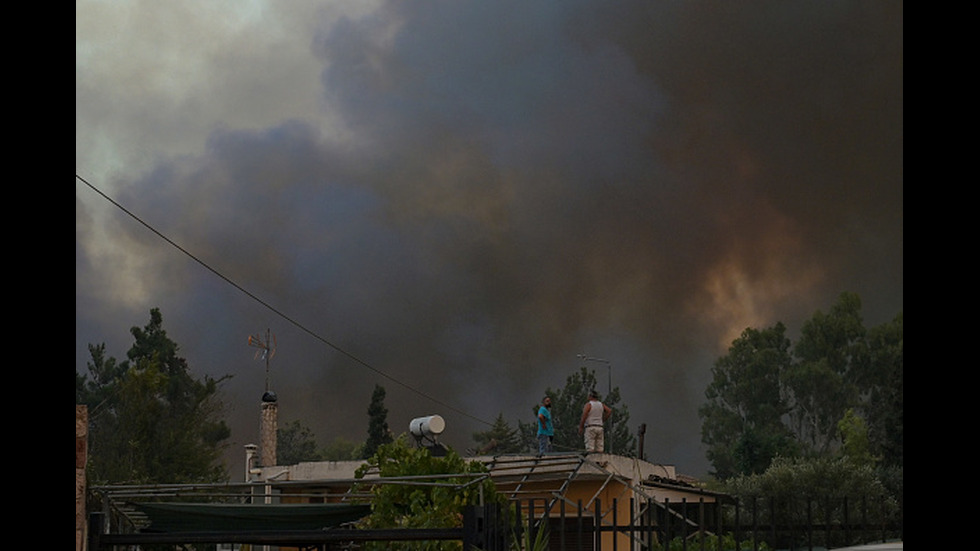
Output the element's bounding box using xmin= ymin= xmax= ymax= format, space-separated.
xmin=76 ymin=174 xmax=492 ymax=428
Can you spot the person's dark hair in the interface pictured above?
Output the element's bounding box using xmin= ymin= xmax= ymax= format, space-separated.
xmin=589 ymin=390 xmax=599 ymax=399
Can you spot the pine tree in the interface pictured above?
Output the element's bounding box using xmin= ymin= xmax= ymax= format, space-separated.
xmin=472 ymin=413 xmax=525 ymax=454
xmin=517 ymin=368 xmax=636 ymax=455
xmin=76 ymin=308 xmax=231 ymax=484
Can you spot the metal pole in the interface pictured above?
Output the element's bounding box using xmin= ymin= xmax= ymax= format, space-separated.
xmin=577 ymin=354 xmax=612 ymax=396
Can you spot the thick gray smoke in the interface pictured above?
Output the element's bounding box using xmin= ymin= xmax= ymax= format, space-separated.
xmin=76 ymin=1 xmax=902 ymax=477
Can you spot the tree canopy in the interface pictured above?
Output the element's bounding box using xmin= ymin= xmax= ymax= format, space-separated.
xmin=545 ymin=367 xmax=635 ymax=455
xmin=495 ymin=367 xmax=636 ymax=456
xmin=278 ymin=419 xmax=324 ymax=465
xmin=278 ymin=419 xmax=366 ymax=462
xmin=76 ymin=308 xmax=231 ymax=484
xmin=699 ymin=323 xmax=798 ymax=478
xmin=699 ymin=292 xmax=903 ymax=480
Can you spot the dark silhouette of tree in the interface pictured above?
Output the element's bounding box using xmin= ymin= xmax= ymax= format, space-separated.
xmin=76 ymin=308 xmax=231 ymax=484
xmin=472 ymin=413 xmax=524 ymax=454
xmin=278 ymin=419 xmax=323 ymax=464
xmin=858 ymin=311 xmax=903 ymax=469
xmin=363 ymin=384 xmax=393 ymax=458
xmin=700 ymin=293 xmax=904 ymax=480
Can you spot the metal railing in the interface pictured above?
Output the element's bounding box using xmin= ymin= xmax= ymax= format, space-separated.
xmin=89 ymin=504 xmax=514 ymax=550
xmin=88 ymin=493 xmax=902 ymax=550
xmin=512 ymin=494 xmax=903 ymax=551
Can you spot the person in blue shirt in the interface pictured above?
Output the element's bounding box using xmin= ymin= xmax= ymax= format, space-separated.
xmin=537 ymin=396 xmax=554 ymax=454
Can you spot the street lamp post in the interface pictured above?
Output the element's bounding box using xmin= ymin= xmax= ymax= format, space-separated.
xmin=577 ymin=354 xmax=611 ymax=397
xmin=577 ymin=354 xmax=612 ymax=453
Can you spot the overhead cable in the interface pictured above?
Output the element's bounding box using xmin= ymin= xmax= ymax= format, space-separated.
xmin=76 ymin=174 xmax=492 ymax=428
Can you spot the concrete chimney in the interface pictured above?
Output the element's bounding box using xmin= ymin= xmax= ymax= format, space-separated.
xmin=260 ymin=391 xmax=278 ymax=467
xmin=244 ymin=443 xmax=258 ymax=481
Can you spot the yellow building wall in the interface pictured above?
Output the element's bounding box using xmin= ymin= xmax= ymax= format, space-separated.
xmin=511 ymin=478 xmax=639 ymax=549
xmin=564 ymin=479 xmax=636 ymax=549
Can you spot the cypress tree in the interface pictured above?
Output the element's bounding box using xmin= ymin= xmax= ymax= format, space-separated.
xmin=364 ymin=384 xmax=393 ymax=458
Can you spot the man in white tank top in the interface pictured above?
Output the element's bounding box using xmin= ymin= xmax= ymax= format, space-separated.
xmin=578 ymin=390 xmax=612 ymax=453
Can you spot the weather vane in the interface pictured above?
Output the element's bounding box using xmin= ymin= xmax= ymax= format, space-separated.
xmin=248 ymin=329 xmax=277 ymax=392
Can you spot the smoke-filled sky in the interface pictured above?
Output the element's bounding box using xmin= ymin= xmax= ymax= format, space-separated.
xmin=76 ymin=1 xmax=903 ymax=478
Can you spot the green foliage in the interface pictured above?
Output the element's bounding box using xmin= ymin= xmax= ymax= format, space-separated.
xmin=860 ymin=311 xmax=903 ymax=468
xmin=511 ymin=517 xmax=549 ymax=551
xmin=699 ymin=323 xmax=797 ymax=479
xmin=787 ymin=292 xmax=866 ymax=456
xmin=278 ymin=419 xmax=324 ymax=464
xmin=700 ymin=292 xmax=903 ymax=479
xmin=837 ymin=408 xmax=875 ymax=467
xmin=473 ymin=413 xmax=525 ymax=454
xmin=724 ymin=455 xmax=887 ymax=501
xmin=76 ymin=343 xmax=126 ymax=405
xmin=364 ymin=384 xmax=394 ymax=458
xmin=520 ymin=367 xmax=636 ymax=455
xmin=355 ymin=436 xmax=506 ymax=551
xmin=655 ymin=532 xmax=770 ymax=551
xmin=516 ymin=415 xmax=538 ymax=454
xmin=76 ymin=308 xmax=231 ymax=484
xmin=322 ymin=435 xmax=364 ymax=461
xmin=721 ymin=456 xmax=899 ymax=549
xmin=280 ymin=388 xmax=383 ymax=462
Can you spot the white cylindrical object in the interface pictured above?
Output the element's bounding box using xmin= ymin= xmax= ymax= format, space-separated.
xmin=409 ymin=415 xmax=446 ymax=438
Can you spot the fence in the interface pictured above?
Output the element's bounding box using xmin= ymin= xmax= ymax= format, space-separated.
xmin=513 ymin=494 xmax=903 ymax=551
xmin=89 ymin=495 xmax=902 ymax=550
xmin=89 ymin=505 xmax=508 ymax=550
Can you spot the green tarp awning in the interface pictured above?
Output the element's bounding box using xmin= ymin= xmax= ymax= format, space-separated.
xmin=131 ymin=502 xmax=371 ymax=532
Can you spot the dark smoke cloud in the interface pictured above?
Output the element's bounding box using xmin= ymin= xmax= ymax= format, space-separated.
xmin=76 ymin=0 xmax=902 ymax=477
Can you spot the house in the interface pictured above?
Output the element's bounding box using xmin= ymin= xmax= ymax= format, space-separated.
xmin=82 ymin=398 xmax=727 ymax=550
xmin=240 ymin=405 xmax=726 ymax=549
xmin=248 ymin=450 xmax=726 ymax=550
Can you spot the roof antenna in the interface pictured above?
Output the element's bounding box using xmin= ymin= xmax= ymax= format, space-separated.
xmin=248 ymin=329 xmax=277 ymax=395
